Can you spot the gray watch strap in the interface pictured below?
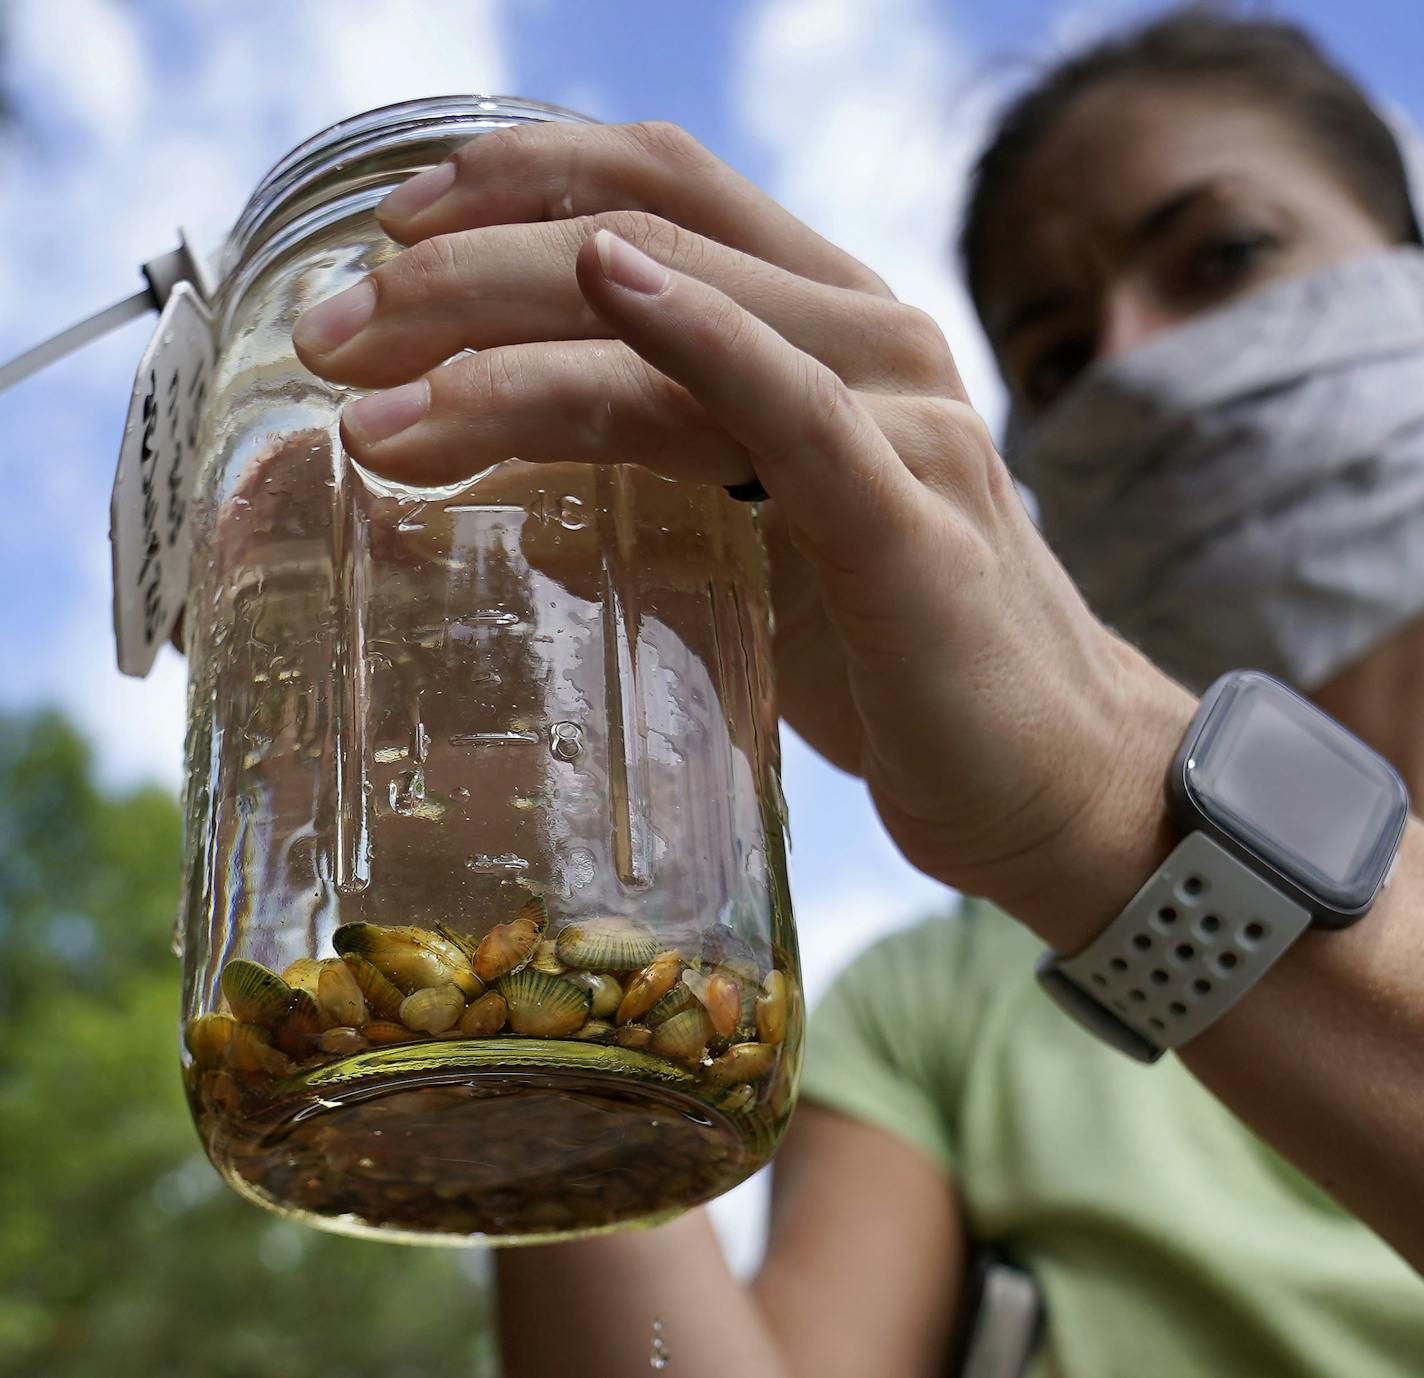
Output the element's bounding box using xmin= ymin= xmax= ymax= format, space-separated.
xmin=1036 ymin=832 xmax=1311 ymax=1063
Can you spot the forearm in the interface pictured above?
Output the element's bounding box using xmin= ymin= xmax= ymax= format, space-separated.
xmin=496 ymin=1210 xmax=789 ymax=1378
xmin=1179 ymin=820 xmax=1424 ymax=1268
xmin=996 ymin=663 xmax=1424 ymax=1271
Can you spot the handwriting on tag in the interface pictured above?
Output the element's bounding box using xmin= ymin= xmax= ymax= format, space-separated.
xmin=110 ymin=282 xmax=215 ymax=677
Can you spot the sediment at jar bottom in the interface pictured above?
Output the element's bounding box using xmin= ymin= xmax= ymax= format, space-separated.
xmin=191 ymin=1043 xmax=782 ymax=1243
xmin=184 ymin=903 xmax=800 ymax=1241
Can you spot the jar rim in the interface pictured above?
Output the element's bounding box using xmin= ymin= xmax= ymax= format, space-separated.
xmin=222 ymin=94 xmax=594 ymax=283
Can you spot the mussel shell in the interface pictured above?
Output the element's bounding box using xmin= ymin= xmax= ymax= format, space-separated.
xmin=572 ymin=1018 xmax=616 ymax=1042
xmin=281 ymin=957 xmax=325 ymax=997
xmin=398 ymin=982 xmax=466 ymax=1034
xmin=458 ymin=991 xmax=509 ymax=1037
xmin=317 ymin=959 xmax=369 ymax=1029
xmin=362 ymin=1020 xmax=420 ymax=1045
xmin=682 ymin=969 xmax=741 ymax=1039
xmin=220 ymin=959 xmax=294 ymax=1028
xmin=474 ymin=916 xmax=541 ymax=982
xmin=704 ymin=1041 xmax=779 ymax=1085
xmin=650 ymin=1008 xmax=714 ymax=1064
xmin=318 ymin=1026 xmax=369 ymax=1055
xmin=201 ymin=1068 xmax=245 ymax=1116
xmin=615 ymin=954 xmax=681 ymax=1025
xmin=615 ymin=1024 xmax=653 ymax=1050
xmin=530 ymin=939 xmax=568 ymax=975
xmin=570 ymin=971 xmax=622 ymax=1019
xmin=646 ymin=983 xmax=699 ymax=1027
xmin=332 ymin=923 xmax=473 ymax=994
xmin=711 ymin=1082 xmax=757 ymax=1116
xmin=274 ymin=988 xmax=323 ymax=1059
xmin=185 ymin=1012 xmax=241 ymax=1069
xmin=496 ymin=969 xmax=591 ymax=1038
xmin=554 ymin=917 xmax=659 ymax=972
xmin=224 ymin=1021 xmax=295 ymax=1077
xmin=340 ymin=953 xmax=406 ymax=1021
xmin=757 ymin=970 xmax=788 ymax=1045
xmin=433 ymin=922 xmax=479 ymax=962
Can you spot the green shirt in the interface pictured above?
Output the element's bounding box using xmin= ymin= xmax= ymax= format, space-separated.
xmin=800 ymin=901 xmax=1424 ymax=1376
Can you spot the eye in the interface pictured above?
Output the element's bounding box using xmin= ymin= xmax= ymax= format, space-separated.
xmin=1186 ymin=228 xmax=1280 ymax=293
xmin=1023 ymin=335 xmax=1096 ymax=413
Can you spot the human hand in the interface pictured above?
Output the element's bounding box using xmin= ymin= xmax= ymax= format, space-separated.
xmin=293 ymin=121 xmax=1194 ymax=947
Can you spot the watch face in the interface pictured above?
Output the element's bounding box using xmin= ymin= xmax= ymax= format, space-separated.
xmin=1177 ymin=672 xmax=1409 ymax=919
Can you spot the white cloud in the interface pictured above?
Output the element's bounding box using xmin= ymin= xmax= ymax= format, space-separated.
xmin=729 ymin=0 xmax=1006 ymax=422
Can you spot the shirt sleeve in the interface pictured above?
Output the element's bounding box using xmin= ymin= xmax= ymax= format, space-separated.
xmin=797 ymin=909 xmax=983 ymax=1181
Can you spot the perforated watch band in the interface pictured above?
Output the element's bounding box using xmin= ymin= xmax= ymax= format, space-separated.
xmin=1036 ymin=832 xmax=1312 ymax=1063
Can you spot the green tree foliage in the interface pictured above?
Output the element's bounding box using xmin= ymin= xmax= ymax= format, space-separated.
xmin=0 ymin=711 xmax=496 ymax=1378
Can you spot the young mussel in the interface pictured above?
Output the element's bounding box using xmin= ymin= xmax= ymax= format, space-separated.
xmin=182 ymin=905 xmax=797 ymax=1229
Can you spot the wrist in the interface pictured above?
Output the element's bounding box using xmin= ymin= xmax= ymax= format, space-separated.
xmin=992 ymin=642 xmax=1196 ymax=953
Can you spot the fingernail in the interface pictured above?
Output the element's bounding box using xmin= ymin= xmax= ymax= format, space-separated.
xmin=595 ymin=230 xmax=670 ymax=295
xmin=343 ymin=379 xmax=430 ymax=445
xmin=377 ymin=159 xmax=457 ymax=221
xmin=293 ymin=278 xmax=376 ymax=355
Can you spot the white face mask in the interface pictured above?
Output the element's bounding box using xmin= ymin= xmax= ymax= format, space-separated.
xmin=1013 ymin=246 xmax=1424 ymax=693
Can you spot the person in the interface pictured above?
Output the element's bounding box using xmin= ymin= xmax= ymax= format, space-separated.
xmin=290 ymin=10 xmax=1424 ymax=1374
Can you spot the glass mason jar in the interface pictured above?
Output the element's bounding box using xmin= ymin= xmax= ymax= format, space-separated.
xmin=177 ymin=97 xmax=801 ymax=1245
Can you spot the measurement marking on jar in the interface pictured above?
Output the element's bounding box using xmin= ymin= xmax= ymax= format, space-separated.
xmin=449 ymin=730 xmax=539 ymax=747
xmin=445 ymin=502 xmax=523 ymax=515
xmin=453 ymin=609 xmax=521 ymax=627
xmin=599 ymin=466 xmax=653 ymax=887
xmin=465 ymin=852 xmax=530 ymax=874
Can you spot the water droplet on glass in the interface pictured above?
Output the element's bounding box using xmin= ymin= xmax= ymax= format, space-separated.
xmin=650 ymin=1317 xmax=670 ymax=1369
xmin=549 ymin=720 xmax=584 ymax=761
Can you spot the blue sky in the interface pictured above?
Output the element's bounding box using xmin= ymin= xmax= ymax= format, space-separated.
xmin=0 ymin=0 xmax=1418 ymax=1263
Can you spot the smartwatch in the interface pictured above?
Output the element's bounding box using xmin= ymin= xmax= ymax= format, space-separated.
xmin=1038 ymin=670 xmax=1409 ymax=1063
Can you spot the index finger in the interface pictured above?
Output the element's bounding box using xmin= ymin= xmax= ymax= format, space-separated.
xmin=376 ymin=119 xmax=891 ymax=297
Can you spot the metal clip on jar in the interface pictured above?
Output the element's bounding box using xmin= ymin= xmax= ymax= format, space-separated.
xmin=178 ymin=97 xmax=801 ymax=1245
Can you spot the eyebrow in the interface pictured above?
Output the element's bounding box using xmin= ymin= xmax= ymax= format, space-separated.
xmin=992 ymin=182 xmax=1221 ymax=344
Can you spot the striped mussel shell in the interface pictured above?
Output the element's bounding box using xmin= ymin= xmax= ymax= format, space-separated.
xmin=220 ymin=959 xmax=294 ymax=1028
xmin=554 ymin=917 xmax=659 ymax=972
xmin=340 ymin=953 xmax=406 ymax=1022
xmin=332 ymin=923 xmax=475 ymax=995
xmin=645 ymin=983 xmax=699 ymax=1028
xmin=650 ymin=1008 xmax=714 ymax=1065
xmin=273 ymin=988 xmax=323 ymax=1059
xmin=496 ymin=969 xmax=591 ymax=1038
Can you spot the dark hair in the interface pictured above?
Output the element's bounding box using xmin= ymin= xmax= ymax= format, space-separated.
xmin=961 ymin=6 xmax=1423 ymax=316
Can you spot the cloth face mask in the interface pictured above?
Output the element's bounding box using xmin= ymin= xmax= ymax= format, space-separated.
xmin=1012 ymin=246 xmax=1424 ymax=693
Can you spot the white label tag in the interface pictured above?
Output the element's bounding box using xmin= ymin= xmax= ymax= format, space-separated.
xmin=110 ymin=282 xmax=215 ymax=677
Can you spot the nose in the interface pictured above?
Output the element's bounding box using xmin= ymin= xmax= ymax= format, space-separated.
xmin=1097 ymin=282 xmax=1180 ymax=362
